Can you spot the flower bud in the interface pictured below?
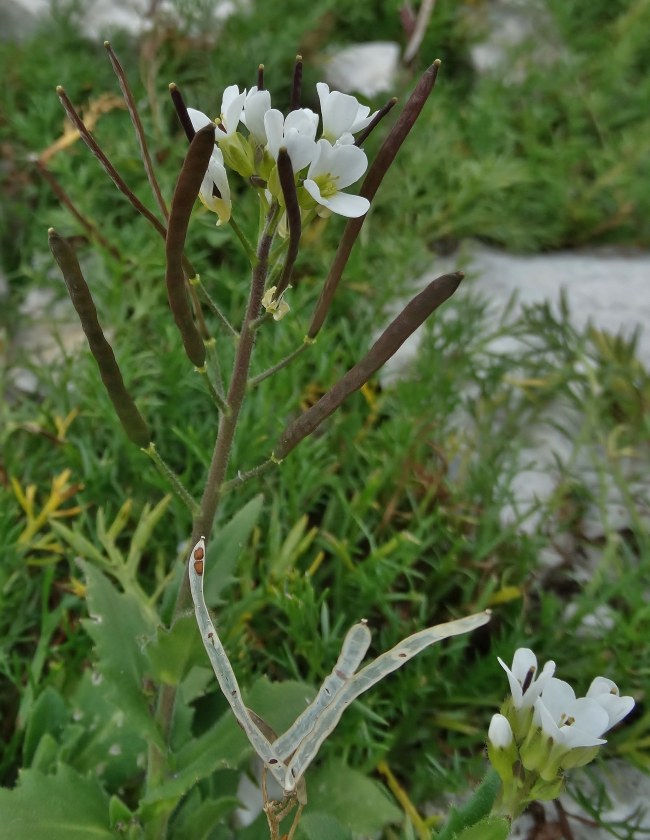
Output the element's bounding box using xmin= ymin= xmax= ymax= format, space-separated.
xmin=487 ymin=714 xmax=518 ymax=785
xmin=219 ymin=132 xmax=255 ymax=179
xmin=489 ymin=714 xmax=513 ymax=749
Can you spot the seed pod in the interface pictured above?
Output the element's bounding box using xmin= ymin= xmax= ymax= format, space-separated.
xmin=48 ymin=228 xmax=150 ymax=448
xmin=276 ymin=271 xmax=463 ymax=460
xmin=275 ymin=147 xmax=301 ymax=298
xmin=308 ymin=61 xmax=441 ymax=339
xmin=284 ymin=609 xmax=492 ymax=791
xmin=165 ymin=124 xmax=215 ymax=368
xmin=273 ymin=620 xmax=371 ymax=760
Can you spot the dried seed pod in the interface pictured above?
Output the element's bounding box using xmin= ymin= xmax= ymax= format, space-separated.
xmin=276 ymin=271 xmax=463 ymax=460
xmin=275 ymin=147 xmax=301 ymax=298
xmin=274 ymin=620 xmax=371 ymax=760
xmin=283 ymin=609 xmax=492 ymax=791
xmin=187 ymin=537 xmax=287 ymax=789
xmin=165 ymin=125 xmax=215 ymax=368
xmin=48 ymin=228 xmax=150 ymax=448
xmin=308 ymin=61 xmax=441 ymax=339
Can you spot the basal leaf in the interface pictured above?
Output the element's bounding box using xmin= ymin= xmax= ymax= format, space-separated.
xmin=61 ymin=669 xmax=148 ymax=789
xmin=23 ymin=686 xmax=68 ymax=766
xmin=80 ymin=561 xmax=162 ymax=748
xmin=295 ymin=812 xmax=352 ymax=840
xmin=245 ymin=676 xmax=317 ymax=737
xmin=0 ymin=764 xmax=112 ymax=839
xmin=139 ymin=710 xmax=247 ymax=822
xmin=146 ymin=613 xmax=206 ymax=686
xmin=306 ymin=761 xmax=401 ymax=837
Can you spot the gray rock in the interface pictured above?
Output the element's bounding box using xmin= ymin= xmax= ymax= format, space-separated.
xmin=0 ymin=0 xmax=40 ymax=41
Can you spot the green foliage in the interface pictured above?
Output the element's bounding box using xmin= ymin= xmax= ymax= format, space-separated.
xmin=435 ymin=770 xmax=501 ymax=840
xmin=448 ymin=816 xmax=511 ymax=840
xmin=0 ymin=764 xmax=112 ymax=839
xmin=306 ymin=761 xmax=402 ymax=835
xmin=1 ymin=0 xmax=649 ymax=837
xmin=80 ymin=561 xmax=162 ymax=748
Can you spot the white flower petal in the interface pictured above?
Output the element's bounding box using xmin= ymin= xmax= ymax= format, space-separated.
xmin=284 ymin=130 xmax=317 ymax=172
xmin=285 ymin=108 xmax=318 ymax=139
xmin=537 ymin=678 xmax=577 ymax=722
xmin=322 ymin=90 xmax=361 ymax=141
xmin=264 ymin=109 xmax=285 ymax=160
xmin=243 ymin=87 xmax=272 ymax=144
xmin=187 ymin=108 xmax=214 ymax=133
xmin=221 ymin=86 xmax=246 ymax=136
xmin=303 ymin=178 xmax=324 ymax=204
xmin=329 ymin=143 xmax=368 ymax=189
xmin=316 ymin=190 xmax=369 ymax=218
xmin=499 ymin=648 xmax=555 ymax=709
xmin=306 ymin=138 xmax=333 ymax=180
xmin=591 ymin=691 xmax=635 ymax=729
xmin=586 ymin=677 xmax=619 ymax=698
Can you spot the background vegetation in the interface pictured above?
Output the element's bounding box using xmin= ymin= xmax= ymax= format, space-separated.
xmin=0 ymin=0 xmax=648 ymax=836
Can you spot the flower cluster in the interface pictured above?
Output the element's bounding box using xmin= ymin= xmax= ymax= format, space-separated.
xmin=488 ymin=648 xmax=634 ymax=817
xmin=186 ymin=81 xmax=376 ymax=226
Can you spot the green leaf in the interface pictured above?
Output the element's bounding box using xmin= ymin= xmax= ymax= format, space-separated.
xmin=450 ymin=816 xmax=511 ymax=840
xmin=139 ymin=710 xmax=247 ymax=823
xmin=170 ymin=790 xmax=240 ymax=840
xmin=203 ymin=495 xmax=264 ymax=605
xmin=146 ymin=613 xmax=206 ymax=686
xmin=108 ymin=795 xmax=133 ymax=829
xmin=268 ymin=514 xmax=317 ymax=579
xmin=295 ymin=812 xmax=352 ymax=840
xmin=60 ymin=669 xmax=148 ymax=789
xmin=245 ymin=676 xmax=317 ymax=737
xmin=23 ymin=686 xmax=68 ymax=766
xmin=80 ymin=561 xmax=162 ymax=748
xmin=436 ymin=770 xmax=501 ymax=840
xmin=0 ymin=764 xmax=112 ymax=839
xmin=30 ymin=733 xmax=61 ymax=773
xmin=307 ymin=761 xmax=401 ymax=836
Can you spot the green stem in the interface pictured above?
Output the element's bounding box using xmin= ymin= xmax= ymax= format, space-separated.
xmin=229 ymin=214 xmax=258 ymax=265
xmin=190 ymin=274 xmax=239 ymax=339
xmin=221 ymin=458 xmax=277 ymax=493
xmin=248 ymin=337 xmax=314 ymax=388
xmin=196 ymin=365 xmax=229 ymax=414
xmin=143 ymin=443 xmax=199 ymax=516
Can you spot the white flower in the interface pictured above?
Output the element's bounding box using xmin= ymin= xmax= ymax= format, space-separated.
xmin=261 ymin=285 xmax=291 ymax=321
xmin=534 ymin=678 xmax=610 ymax=749
xmin=264 ymin=107 xmax=318 ymax=172
xmin=187 ymin=85 xmax=246 ymax=143
xmin=303 ymin=139 xmax=370 ymax=218
xmin=498 ymin=648 xmax=555 ymax=710
xmin=316 ymin=82 xmax=377 ymax=144
xmin=586 ymin=677 xmax=635 ymax=729
xmin=184 ymin=108 xmax=231 ymax=224
xmin=242 ymin=86 xmax=272 ymax=145
xmin=488 ymin=713 xmax=514 ymax=749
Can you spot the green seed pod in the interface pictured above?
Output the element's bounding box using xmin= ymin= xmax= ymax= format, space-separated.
xmin=48 ymin=228 xmax=151 ymax=448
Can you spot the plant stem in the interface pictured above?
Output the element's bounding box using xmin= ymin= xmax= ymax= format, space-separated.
xmin=145 ymin=205 xmax=278 ymax=836
xmin=248 ymin=338 xmax=313 ymax=388
xmin=143 ymin=443 xmax=199 ymax=515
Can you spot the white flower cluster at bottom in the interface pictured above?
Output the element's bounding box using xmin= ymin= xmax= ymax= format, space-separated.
xmin=487 ymin=648 xmax=634 ymax=816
